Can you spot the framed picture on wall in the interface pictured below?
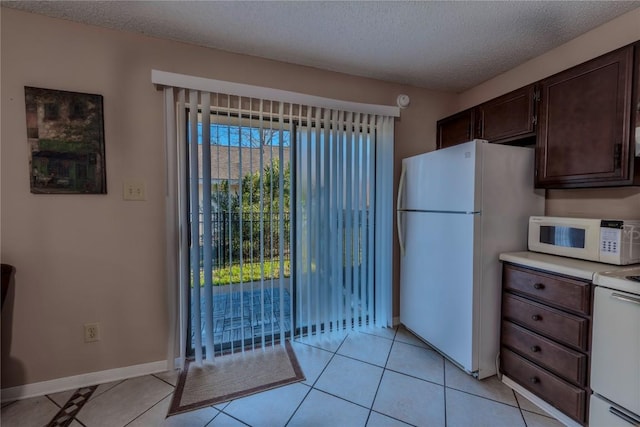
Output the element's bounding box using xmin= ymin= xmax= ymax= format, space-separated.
xmin=24 ymin=86 xmax=107 ymax=194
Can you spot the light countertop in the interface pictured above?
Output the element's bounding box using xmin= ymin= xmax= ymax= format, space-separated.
xmin=499 ymin=251 xmax=630 ymax=281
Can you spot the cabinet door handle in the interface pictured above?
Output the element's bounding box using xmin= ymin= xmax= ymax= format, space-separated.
xmin=531 ymin=314 xmax=542 ymax=321
xmin=533 ymin=283 xmax=545 ymax=290
xmin=530 ymin=345 xmax=541 ymax=353
xmin=529 ymin=377 xmax=540 ymax=384
xmin=609 ymin=406 xmax=640 ymax=425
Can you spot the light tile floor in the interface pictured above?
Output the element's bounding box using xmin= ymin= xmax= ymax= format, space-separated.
xmin=1 ymin=327 xmax=565 ymax=427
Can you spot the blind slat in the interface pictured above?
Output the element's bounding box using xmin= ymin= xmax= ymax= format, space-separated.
xmin=188 ymin=90 xmax=203 ymax=363
xmin=367 ymin=114 xmax=375 ymax=325
xmin=201 ymin=92 xmax=215 ymax=358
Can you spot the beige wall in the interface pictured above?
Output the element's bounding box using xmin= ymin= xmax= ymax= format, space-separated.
xmin=457 ymin=7 xmax=640 ymax=220
xmin=0 ymin=8 xmax=456 ymax=388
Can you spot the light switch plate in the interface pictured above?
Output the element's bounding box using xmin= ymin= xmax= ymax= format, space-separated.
xmin=123 ymin=181 xmax=146 ymax=201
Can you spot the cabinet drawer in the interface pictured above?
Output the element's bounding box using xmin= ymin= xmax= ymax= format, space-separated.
xmin=501 ymin=347 xmax=586 ymax=423
xmin=503 ymin=264 xmax=591 ymax=314
xmin=502 ymin=293 xmax=589 ymax=350
xmin=501 ymin=321 xmax=587 ymax=386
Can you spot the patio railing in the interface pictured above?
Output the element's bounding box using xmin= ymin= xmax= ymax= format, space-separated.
xmin=199 ymin=212 xmax=291 ymax=266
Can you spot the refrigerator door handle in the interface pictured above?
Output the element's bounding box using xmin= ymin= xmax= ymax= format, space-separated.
xmin=397 ymin=163 xmax=407 ymax=257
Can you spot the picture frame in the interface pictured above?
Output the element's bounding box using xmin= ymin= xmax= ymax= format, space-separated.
xmin=24 ymin=86 xmax=107 ymax=194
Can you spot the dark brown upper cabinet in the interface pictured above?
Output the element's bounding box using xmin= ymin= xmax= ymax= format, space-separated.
xmin=436 ymin=108 xmax=475 ymax=149
xmin=535 ymin=44 xmax=640 ymax=188
xmin=436 ymin=86 xmax=537 ymax=150
xmin=476 ymin=85 xmax=537 ymax=144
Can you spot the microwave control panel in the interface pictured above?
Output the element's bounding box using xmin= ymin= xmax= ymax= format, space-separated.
xmin=600 ymin=226 xmax=621 ymax=255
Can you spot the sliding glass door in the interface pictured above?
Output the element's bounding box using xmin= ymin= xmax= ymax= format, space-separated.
xmin=187 ymin=107 xmax=378 ymax=357
xmin=176 ymin=92 xmax=392 ymax=365
xmin=186 ymin=102 xmax=293 ymax=358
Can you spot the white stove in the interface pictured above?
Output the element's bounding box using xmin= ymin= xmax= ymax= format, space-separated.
xmin=590 ymin=267 xmax=640 ymax=426
xmin=595 ymin=266 xmax=640 ymax=294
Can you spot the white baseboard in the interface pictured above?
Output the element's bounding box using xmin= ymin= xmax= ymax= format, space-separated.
xmin=1 ymin=360 xmax=168 ymax=403
xmin=502 ymin=374 xmax=581 ymax=427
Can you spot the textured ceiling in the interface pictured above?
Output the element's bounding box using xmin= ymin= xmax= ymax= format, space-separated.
xmin=3 ymin=1 xmax=639 ymax=92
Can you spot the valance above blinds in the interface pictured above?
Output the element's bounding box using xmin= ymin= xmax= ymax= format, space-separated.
xmin=152 ymin=70 xmax=401 ymax=118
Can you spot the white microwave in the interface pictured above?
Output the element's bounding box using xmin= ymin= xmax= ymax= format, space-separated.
xmin=528 ymin=216 xmax=640 ymax=265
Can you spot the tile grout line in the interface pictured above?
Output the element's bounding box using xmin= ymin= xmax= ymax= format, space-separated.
xmin=514 ymin=391 xmax=558 ymax=420
xmin=209 ymin=410 xmax=252 ymax=427
xmin=280 ymin=383 xmax=314 ymax=427
xmin=282 ymin=332 xmax=349 ymax=426
xmin=151 ymin=372 xmax=179 ymax=388
xmin=45 ymin=394 xmax=62 ymax=409
xmin=513 ymin=389 xmax=530 ymax=427
xmin=122 ymin=389 xmax=174 ymax=427
xmin=368 ymin=408 xmax=419 ymax=427
xmin=443 ymin=359 xmax=448 ymax=427
xmin=85 ymin=379 xmax=126 ymax=405
xmin=0 ymin=401 xmax=17 ymax=409
xmin=366 ymin=327 xmax=399 ymax=426
xmin=444 ymin=385 xmax=522 ymax=409
xmin=361 ymin=331 xmax=419 ymax=425
xmin=383 ymin=366 xmax=445 ymax=388
xmin=311 ymin=386 xmax=422 ymax=427
xmin=332 ymin=349 xmax=391 ymax=370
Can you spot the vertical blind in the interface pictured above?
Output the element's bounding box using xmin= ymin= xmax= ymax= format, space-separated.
xmin=157 ymin=71 xmax=395 ymax=367
xmin=296 ymin=111 xmax=381 ymax=336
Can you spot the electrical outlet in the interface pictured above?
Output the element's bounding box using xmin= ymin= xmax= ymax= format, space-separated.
xmin=84 ymin=323 xmax=101 ymax=343
xmin=123 ymin=181 xmax=146 ymax=201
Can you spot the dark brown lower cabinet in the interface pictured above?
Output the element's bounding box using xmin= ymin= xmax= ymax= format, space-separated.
xmin=501 ymin=263 xmax=592 ymax=425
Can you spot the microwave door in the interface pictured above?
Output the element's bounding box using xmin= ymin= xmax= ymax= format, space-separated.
xmin=528 ymin=217 xmax=601 ymax=261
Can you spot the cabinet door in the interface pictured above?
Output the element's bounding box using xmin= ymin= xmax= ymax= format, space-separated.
xmin=436 ymin=109 xmax=475 ymax=149
xmin=535 ymin=46 xmax=634 ymax=188
xmin=477 ymin=85 xmax=536 ymax=143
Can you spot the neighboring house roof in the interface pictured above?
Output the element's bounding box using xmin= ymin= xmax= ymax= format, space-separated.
xmin=197 ymin=145 xmax=290 ymax=182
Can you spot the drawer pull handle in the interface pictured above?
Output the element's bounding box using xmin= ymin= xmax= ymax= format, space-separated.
xmin=533 ymin=283 xmax=545 ymax=290
xmin=609 ymin=406 xmax=640 ymax=425
xmin=529 ymin=377 xmax=540 ymax=384
xmin=531 ymin=314 xmax=542 ymax=321
xmin=530 ymin=346 xmax=541 ymax=353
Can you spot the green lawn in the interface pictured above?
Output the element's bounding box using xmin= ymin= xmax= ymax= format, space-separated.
xmin=198 ymin=259 xmax=291 ymax=286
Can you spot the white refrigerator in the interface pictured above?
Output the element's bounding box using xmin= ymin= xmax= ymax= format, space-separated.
xmin=397 ymin=140 xmax=544 ymax=379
